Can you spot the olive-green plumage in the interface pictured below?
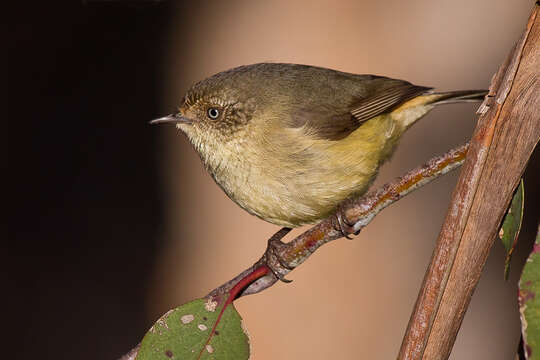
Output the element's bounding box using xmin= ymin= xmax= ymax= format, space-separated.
xmin=152 ymin=63 xmax=486 ymax=227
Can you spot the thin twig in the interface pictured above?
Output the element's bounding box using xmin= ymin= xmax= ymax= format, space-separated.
xmin=208 ymin=143 xmax=468 ymax=299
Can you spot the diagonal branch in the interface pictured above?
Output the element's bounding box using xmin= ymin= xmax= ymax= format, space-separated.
xmin=398 ymin=4 xmax=540 ymax=359
xmin=121 ymin=136 xmax=471 ymax=360
xmin=208 ymin=143 xmax=469 ymax=300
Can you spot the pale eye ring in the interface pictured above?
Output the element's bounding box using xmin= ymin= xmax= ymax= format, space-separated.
xmin=207 ymin=107 xmax=220 ymax=119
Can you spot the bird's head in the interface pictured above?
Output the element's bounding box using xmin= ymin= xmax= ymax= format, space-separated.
xmin=151 ymin=67 xmax=260 ymax=151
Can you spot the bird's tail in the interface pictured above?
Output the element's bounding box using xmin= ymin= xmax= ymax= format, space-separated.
xmin=429 ymin=89 xmax=488 ymax=105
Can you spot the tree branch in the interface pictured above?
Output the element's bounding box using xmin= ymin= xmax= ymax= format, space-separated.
xmin=398 ymin=4 xmax=540 ymax=359
xmin=207 ymin=143 xmax=469 ymax=300
xmin=122 ymin=138 xmax=471 ymax=360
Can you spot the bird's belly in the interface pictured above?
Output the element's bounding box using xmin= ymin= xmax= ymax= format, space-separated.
xmin=212 ymin=114 xmax=400 ymax=228
xmin=221 ymin=149 xmax=380 ymax=228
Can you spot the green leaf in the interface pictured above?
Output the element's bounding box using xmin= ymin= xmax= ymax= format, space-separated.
xmin=519 ymin=225 xmax=540 ymax=359
xmin=136 ymin=298 xmax=250 ymax=360
xmin=499 ymin=179 xmax=524 ymax=279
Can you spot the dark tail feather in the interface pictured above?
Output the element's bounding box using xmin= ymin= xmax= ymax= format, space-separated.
xmin=430 ymin=90 xmax=488 ymax=105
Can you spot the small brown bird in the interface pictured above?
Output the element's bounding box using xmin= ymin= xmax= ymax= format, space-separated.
xmin=152 ymin=63 xmax=486 ymax=228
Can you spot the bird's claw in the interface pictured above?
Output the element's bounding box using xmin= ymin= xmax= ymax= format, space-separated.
xmin=336 ymin=205 xmax=358 ymax=239
xmin=266 ymin=228 xmax=294 ymax=283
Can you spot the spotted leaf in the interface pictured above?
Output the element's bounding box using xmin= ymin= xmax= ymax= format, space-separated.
xmin=136 ymin=298 xmax=249 ymax=360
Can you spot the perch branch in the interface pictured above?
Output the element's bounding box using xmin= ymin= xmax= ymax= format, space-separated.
xmin=122 ymin=136 xmax=470 ymax=360
xmin=207 ymin=143 xmax=468 ymax=300
xmin=398 ymin=4 xmax=540 ymax=360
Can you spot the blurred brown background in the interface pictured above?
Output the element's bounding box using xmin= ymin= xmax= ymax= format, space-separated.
xmin=154 ymin=1 xmax=538 ymax=359
xmin=6 ymin=1 xmax=538 ymax=359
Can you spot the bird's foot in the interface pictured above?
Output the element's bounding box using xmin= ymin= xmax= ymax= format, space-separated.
xmin=266 ymin=227 xmax=294 ymax=283
xmin=336 ymin=204 xmax=359 ymax=240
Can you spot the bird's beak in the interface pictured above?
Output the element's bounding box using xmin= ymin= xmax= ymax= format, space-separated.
xmin=149 ymin=114 xmax=193 ymax=125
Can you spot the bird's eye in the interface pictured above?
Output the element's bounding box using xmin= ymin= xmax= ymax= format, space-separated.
xmin=207 ymin=107 xmax=220 ymax=119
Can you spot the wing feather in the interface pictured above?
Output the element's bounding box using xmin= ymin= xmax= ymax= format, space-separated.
xmin=350 ymin=83 xmax=432 ymax=123
xmin=289 ymin=78 xmax=432 ymax=141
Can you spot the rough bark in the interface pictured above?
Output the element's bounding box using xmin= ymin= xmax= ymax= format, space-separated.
xmin=398 ymin=4 xmax=540 ymax=359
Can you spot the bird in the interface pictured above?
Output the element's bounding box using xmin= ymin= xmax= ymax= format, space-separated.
xmin=151 ymin=63 xmax=486 ymax=231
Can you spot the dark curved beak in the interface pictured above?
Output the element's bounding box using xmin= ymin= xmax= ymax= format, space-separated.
xmin=149 ymin=114 xmax=192 ymax=125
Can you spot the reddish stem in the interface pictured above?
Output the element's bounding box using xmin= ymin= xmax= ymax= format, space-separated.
xmin=197 ymin=265 xmax=270 ymax=359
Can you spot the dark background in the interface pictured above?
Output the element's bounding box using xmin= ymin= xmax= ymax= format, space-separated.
xmin=7 ymin=2 xmax=173 ymax=359
xmin=5 ymin=2 xmax=538 ymax=360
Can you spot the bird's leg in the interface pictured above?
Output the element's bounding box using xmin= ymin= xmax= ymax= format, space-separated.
xmin=266 ymin=227 xmax=294 ymax=283
xmin=336 ymin=203 xmax=359 ymax=239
